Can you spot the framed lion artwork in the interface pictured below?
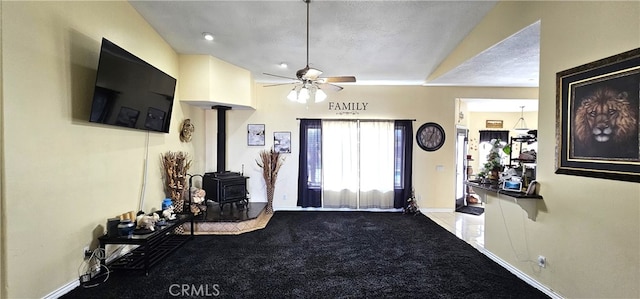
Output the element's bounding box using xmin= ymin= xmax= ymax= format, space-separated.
xmin=556 ymin=47 xmax=640 ymax=183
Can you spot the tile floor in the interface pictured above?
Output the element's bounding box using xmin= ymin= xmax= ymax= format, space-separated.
xmin=424 ymin=208 xmax=485 ymax=249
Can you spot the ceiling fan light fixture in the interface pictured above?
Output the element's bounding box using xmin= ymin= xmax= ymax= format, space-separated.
xmin=263 ymin=0 xmax=355 ymax=103
xmin=298 ymin=86 xmax=310 ymax=103
xmin=287 ymin=88 xmax=298 ymax=102
xmin=314 ymin=88 xmax=327 ymax=103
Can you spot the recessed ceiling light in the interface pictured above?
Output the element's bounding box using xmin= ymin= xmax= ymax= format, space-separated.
xmin=279 ymin=62 xmax=288 ymax=68
xmin=202 ymin=32 xmax=214 ymax=41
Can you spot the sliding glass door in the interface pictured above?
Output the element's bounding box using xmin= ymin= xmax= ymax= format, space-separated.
xmin=298 ymin=119 xmax=410 ymax=210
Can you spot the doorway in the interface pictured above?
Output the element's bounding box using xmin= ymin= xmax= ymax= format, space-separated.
xmin=455 ymin=127 xmax=468 ymax=209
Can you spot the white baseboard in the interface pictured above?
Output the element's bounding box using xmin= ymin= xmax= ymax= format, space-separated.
xmin=42 ymin=279 xmax=79 ymax=299
xmin=477 ymin=247 xmax=564 ymax=299
xmin=420 ymin=208 xmax=455 ymax=213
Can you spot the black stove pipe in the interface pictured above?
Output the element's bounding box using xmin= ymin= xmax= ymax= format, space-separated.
xmin=213 ymin=105 xmax=231 ymax=173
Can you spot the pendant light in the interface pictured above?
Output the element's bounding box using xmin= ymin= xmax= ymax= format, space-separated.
xmin=513 ymin=106 xmax=529 ymax=132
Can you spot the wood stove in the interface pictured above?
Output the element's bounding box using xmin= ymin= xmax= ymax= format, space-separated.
xmin=202 ymin=171 xmax=248 ymax=213
xmin=201 ymin=106 xmax=249 ymax=214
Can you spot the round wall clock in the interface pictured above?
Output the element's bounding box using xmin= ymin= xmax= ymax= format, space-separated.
xmin=416 ymin=122 xmax=446 ymax=151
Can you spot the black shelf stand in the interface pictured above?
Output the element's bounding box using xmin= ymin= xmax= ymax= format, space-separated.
xmin=98 ymin=213 xmax=194 ymax=275
xmin=508 ymin=136 xmax=537 ymax=166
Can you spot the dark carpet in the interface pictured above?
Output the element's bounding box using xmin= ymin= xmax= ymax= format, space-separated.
xmin=63 ymin=211 xmax=547 ymax=299
xmin=456 ymin=206 xmax=485 ymax=216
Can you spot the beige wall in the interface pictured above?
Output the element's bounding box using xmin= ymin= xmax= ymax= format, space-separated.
xmin=219 ymin=85 xmax=536 ymax=211
xmin=1 ymin=2 xmax=205 ymax=297
xmin=1 ymin=1 xmax=638 ymax=298
xmin=444 ymin=1 xmax=640 ymax=298
xmin=0 ymin=1 xmax=4 ymax=297
xmin=179 ymin=54 xmax=256 ymax=109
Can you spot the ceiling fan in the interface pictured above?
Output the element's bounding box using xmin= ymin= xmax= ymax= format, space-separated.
xmin=263 ymin=0 xmax=356 ymax=103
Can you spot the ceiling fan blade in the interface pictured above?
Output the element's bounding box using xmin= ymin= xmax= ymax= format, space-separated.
xmin=319 ymin=83 xmax=343 ymax=92
xmin=321 ymin=76 xmax=357 ymax=83
xmin=263 ymin=72 xmax=299 ymax=81
xmin=263 ymin=82 xmax=297 ymax=88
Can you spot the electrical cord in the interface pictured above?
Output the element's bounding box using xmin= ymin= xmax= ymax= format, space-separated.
xmin=77 ymin=248 xmax=110 ymax=288
xmin=92 ymin=247 xmax=106 ymax=260
xmin=139 ymin=130 xmax=150 ymax=211
xmin=497 ymin=193 xmax=536 ymax=266
xmin=82 ymin=264 xmax=110 ymax=288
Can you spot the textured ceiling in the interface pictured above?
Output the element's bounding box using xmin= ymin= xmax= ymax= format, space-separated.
xmin=427 ymin=21 xmax=540 ymax=87
xmin=129 ymin=0 xmax=540 ymax=110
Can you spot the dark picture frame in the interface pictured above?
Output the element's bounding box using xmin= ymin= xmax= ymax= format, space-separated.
xmin=556 ymin=47 xmax=640 ymax=182
xmin=247 ymin=124 xmax=265 ymax=146
xmin=274 ymin=131 xmax=291 ymax=153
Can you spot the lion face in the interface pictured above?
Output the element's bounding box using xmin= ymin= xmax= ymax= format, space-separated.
xmin=574 ymin=87 xmax=638 ymax=145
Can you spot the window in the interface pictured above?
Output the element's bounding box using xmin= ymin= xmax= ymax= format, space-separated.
xmin=306 ymin=127 xmax=322 ymax=188
xmin=297 ymin=119 xmax=413 ymax=209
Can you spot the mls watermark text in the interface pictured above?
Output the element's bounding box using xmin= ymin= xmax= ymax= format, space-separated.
xmin=169 ymin=283 xmax=221 ymax=297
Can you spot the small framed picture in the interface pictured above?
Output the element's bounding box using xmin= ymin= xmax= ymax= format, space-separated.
xmin=247 ymin=124 xmax=265 ymax=146
xmin=485 ymin=120 xmax=503 ymax=129
xmin=274 ymin=131 xmax=291 ymax=153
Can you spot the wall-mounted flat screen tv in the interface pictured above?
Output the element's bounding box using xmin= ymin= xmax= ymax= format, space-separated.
xmin=89 ymin=38 xmax=176 ymax=133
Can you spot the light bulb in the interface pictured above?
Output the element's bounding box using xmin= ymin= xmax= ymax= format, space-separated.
xmin=287 ymin=88 xmax=298 ymax=101
xmin=315 ymin=88 xmax=327 ymax=103
xmin=298 ymin=87 xmax=310 ymax=103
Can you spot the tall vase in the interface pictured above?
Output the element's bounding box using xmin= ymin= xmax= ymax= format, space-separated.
xmin=266 ymin=185 xmax=274 ymax=214
xmin=170 ymin=188 xmax=186 ymax=213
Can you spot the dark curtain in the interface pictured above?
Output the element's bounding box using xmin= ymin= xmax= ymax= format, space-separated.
xmin=479 ymin=130 xmax=509 ymax=143
xmin=297 ymin=119 xmax=322 ymax=207
xmin=393 ymin=120 xmax=413 ymax=208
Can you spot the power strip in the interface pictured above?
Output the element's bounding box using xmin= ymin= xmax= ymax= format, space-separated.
xmin=79 ymin=274 xmax=91 ymax=283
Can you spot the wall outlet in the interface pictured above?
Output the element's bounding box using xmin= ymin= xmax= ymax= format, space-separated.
xmin=283 ymin=194 xmax=287 ymax=201
xmin=537 ymin=255 xmax=546 ymax=268
xmin=84 ymin=246 xmax=92 ymax=259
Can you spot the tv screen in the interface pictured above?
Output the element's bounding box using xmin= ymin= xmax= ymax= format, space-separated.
xmin=89 ymin=38 xmax=176 ymax=133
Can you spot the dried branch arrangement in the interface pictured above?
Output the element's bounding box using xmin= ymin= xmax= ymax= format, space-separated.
xmin=256 ymin=149 xmax=285 ymax=213
xmin=161 ymin=151 xmax=191 ymax=213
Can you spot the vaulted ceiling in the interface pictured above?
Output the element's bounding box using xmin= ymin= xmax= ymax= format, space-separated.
xmin=129 ymin=0 xmax=540 ymax=111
